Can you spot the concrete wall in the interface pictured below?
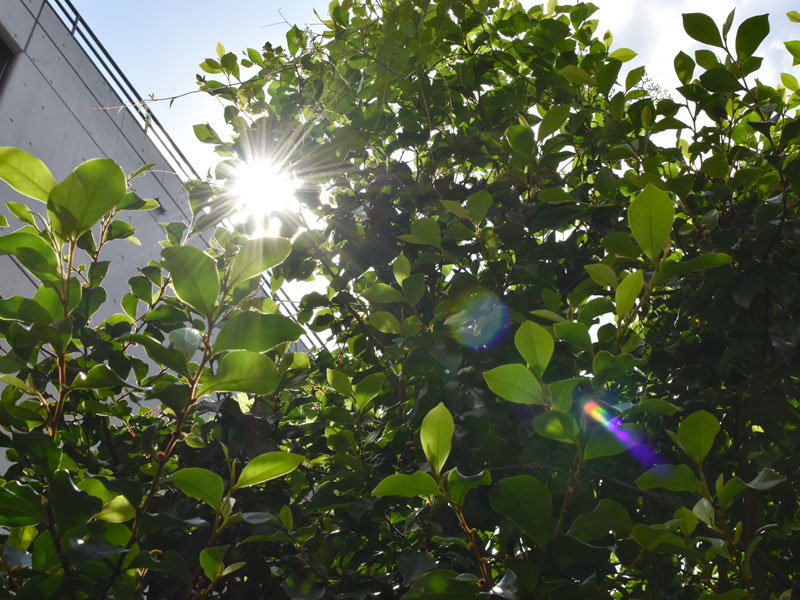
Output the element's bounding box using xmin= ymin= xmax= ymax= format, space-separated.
xmin=0 ymin=0 xmax=195 ymax=319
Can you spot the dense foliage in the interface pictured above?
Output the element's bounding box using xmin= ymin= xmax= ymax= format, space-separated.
xmin=0 ymin=1 xmax=799 ymax=598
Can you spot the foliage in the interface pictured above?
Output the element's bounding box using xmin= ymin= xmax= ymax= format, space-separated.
xmin=1 ymin=1 xmax=799 ymax=598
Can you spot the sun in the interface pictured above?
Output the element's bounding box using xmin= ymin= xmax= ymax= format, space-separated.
xmin=230 ymin=159 xmax=301 ymax=236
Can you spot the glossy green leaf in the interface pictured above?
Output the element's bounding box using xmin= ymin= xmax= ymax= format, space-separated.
xmin=354 ymin=373 xmax=384 ymax=410
xmin=199 ymin=545 xmax=228 ymax=580
xmin=362 ymin=283 xmax=405 ymax=303
xmin=198 ymin=351 xmax=278 ymax=396
xmin=162 ymin=246 xmax=220 ymax=318
xmin=171 ymin=468 xmax=224 ymax=508
xmin=373 ymin=471 xmax=440 ymax=498
xmin=235 ymin=451 xmax=304 ymax=489
xmin=370 ymin=311 xmax=403 ymax=334
xmin=514 ymin=321 xmax=553 ymax=376
xmin=655 ymin=253 xmax=733 ymax=283
xmin=608 ymin=48 xmax=637 ymax=62
xmin=635 ymin=464 xmax=703 ymax=493
xmin=533 ymin=411 xmax=580 ymax=444
xmin=719 ymin=468 xmax=786 ymax=508
xmin=229 ymin=237 xmax=291 ymax=285
xmin=0 ymin=231 xmax=60 ymax=283
xmin=553 ymin=322 xmax=593 ymax=355
xmin=676 ymin=410 xmax=719 ymax=464
xmin=506 ymin=125 xmax=535 ymax=157
xmin=674 ymin=51 xmax=695 ymax=84
xmin=683 ymin=13 xmax=724 ymax=47
xmin=420 ymin=402 xmax=453 ymax=475
xmin=489 ymin=475 xmax=553 ymax=547
xmin=592 ymin=351 xmax=643 ymax=381
xmin=445 ymin=468 xmax=491 ymax=506
xmin=628 ymin=184 xmax=674 ymax=261
xmin=548 ymin=377 xmax=583 ymax=412
xmin=404 ymin=569 xmax=480 ymax=600
xmin=168 ymin=327 xmax=202 ymax=355
xmin=736 ymin=14 xmax=769 ymax=61
xmin=94 ymin=495 xmax=135 ymax=523
xmin=560 ymin=64 xmax=594 ymax=85
xmin=410 ymin=217 xmax=441 ymax=246
xmin=584 ymin=263 xmax=618 ymax=288
xmin=467 ymin=190 xmax=493 ymax=224
xmin=539 ymin=105 xmax=571 ymax=140
xmin=393 ymin=254 xmax=411 ymax=284
xmin=483 ymin=363 xmax=543 ymax=404
xmin=568 ymin=499 xmax=632 ymax=540
xmin=70 ymin=364 xmax=138 ymax=390
xmin=47 ymin=159 xmax=126 ymax=240
xmin=615 ymin=270 xmax=644 ymax=319
xmin=50 ymin=471 xmax=103 ymax=533
xmin=214 ymin=312 xmax=304 ymax=352
xmin=0 ymin=147 xmax=56 ymax=202
xmin=327 ymin=368 xmax=353 ymax=396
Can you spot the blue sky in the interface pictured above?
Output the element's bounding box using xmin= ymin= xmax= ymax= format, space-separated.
xmin=70 ymin=0 xmax=799 ymax=176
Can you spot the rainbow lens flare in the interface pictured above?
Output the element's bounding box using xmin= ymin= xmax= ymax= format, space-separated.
xmin=445 ymin=290 xmax=510 ymax=350
xmin=583 ymin=400 xmax=660 ymax=466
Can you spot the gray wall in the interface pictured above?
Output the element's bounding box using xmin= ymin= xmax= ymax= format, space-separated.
xmin=0 ymin=0 xmax=195 ymax=318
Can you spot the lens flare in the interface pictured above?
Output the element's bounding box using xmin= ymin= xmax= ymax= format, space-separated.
xmin=583 ymin=400 xmax=660 ymax=466
xmin=445 ymin=290 xmax=510 ymax=350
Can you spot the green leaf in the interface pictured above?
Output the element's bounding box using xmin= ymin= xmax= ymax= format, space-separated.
xmin=560 ymin=64 xmax=594 ymax=85
xmin=676 ymin=410 xmax=719 ymax=464
xmin=95 ymin=495 xmax=135 ymax=523
xmin=592 ymin=351 xmax=643 ymax=382
xmin=505 ymin=125 xmax=535 ymax=158
xmin=171 ymin=468 xmax=224 ymax=508
xmin=0 ymin=231 xmax=60 ymax=283
xmin=539 ymin=105 xmax=571 ymax=140
xmin=229 ymin=237 xmax=291 ymax=285
xmin=628 ymin=184 xmax=674 ymax=261
xmin=533 ymin=411 xmax=580 ymax=444
xmin=548 ymin=377 xmax=583 ymax=412
xmin=327 ymin=368 xmax=353 ymax=397
xmin=635 ymin=464 xmax=703 ymax=493
xmin=370 ymin=311 xmax=403 ymax=334
xmin=514 ymin=321 xmax=553 ymax=376
xmin=404 ymin=569 xmax=480 ymax=600
xmin=445 ymin=468 xmax=491 ymax=506
xmin=50 ymin=471 xmax=103 ymax=533
xmin=699 ymin=67 xmax=743 ymax=93
xmin=784 ymin=40 xmax=800 ymax=62
xmin=788 ymin=10 xmax=800 ymax=23
xmin=568 ymin=499 xmax=632 ymax=540
xmin=286 ymin=25 xmax=305 ymax=55
xmin=199 ymin=545 xmax=228 ymax=581
xmin=393 ymin=254 xmax=411 ymax=284
xmin=584 ymin=264 xmax=618 ymax=288
xmin=615 ymin=270 xmax=644 ymax=319
xmin=489 ymin=475 xmax=553 ymax=547
xmin=654 ymin=253 xmax=733 ymax=283
xmin=402 ymin=273 xmax=425 ymax=304
xmin=214 ymin=312 xmax=304 ymax=352
xmin=467 ymin=190 xmax=493 ymax=224
xmin=13 ymin=432 xmax=61 ymax=479
xmin=683 ymin=13 xmax=724 ymax=47
xmin=194 ymin=123 xmax=222 ymax=144
xmin=608 ymin=48 xmax=637 ymax=62
xmin=47 ymin=159 xmax=126 ymax=240
xmin=7 ymin=201 xmax=36 ymax=225
xmin=168 ymin=327 xmax=202 ymax=355
xmin=362 ymin=283 xmax=406 ymax=303
xmin=235 ymin=451 xmax=304 ymax=489
xmin=735 ymin=14 xmax=769 ymax=61
xmin=71 ymin=364 xmax=139 ymax=390
xmin=410 ymin=217 xmax=441 ymax=246
xmin=0 ymin=147 xmax=56 ymax=202
xmin=538 ymin=187 xmax=573 ymax=203
xmin=373 ymin=471 xmax=440 ymax=498
xmin=199 ymin=351 xmax=278 ymax=396
xmin=719 ymin=468 xmax=786 ymax=508
xmin=483 ymin=363 xmax=543 ymax=404
xmin=354 ymin=373 xmax=384 ymax=410
xmin=420 ymin=402 xmax=453 ymax=475
xmin=553 ymin=322 xmax=593 ymax=355
xmin=674 ymin=51 xmax=695 ymax=84
xmin=162 ymin=246 xmax=220 ymax=318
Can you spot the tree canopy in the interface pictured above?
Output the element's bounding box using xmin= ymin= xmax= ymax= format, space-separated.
xmin=0 ymin=1 xmax=799 ymax=598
